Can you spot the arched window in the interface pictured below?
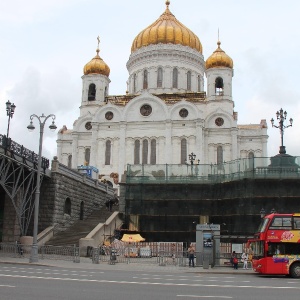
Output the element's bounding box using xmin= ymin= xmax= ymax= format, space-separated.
xmin=150 ymin=139 xmax=156 ymax=165
xmin=157 ymin=67 xmax=163 ymax=87
xmin=197 ymin=75 xmax=201 ymax=92
xmin=217 ymin=146 xmax=223 ymax=167
xmin=64 ymin=198 xmax=71 ymax=215
xmin=85 ymin=148 xmax=90 ymax=165
xmin=215 ymin=77 xmax=224 ymax=95
xmin=133 ymin=74 xmax=137 ymax=93
xmin=173 ymin=68 xmax=178 ymax=88
xmin=88 ymin=83 xmax=96 ymax=101
xmin=181 ymin=139 xmax=187 ymax=164
xmin=68 ymin=155 xmax=72 ymax=168
xmin=104 ymin=86 xmax=108 ymax=97
xmin=105 ymin=140 xmax=111 ymax=165
xmin=187 ymin=71 xmax=191 ymax=91
xmin=143 ymin=69 xmax=148 ymax=89
xmin=134 ymin=140 xmax=140 ymax=164
xmin=142 ymin=139 xmax=148 ymax=164
xmin=248 ymin=152 xmax=254 ymax=169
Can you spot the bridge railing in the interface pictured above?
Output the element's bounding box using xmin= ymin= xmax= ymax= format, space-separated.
xmin=0 ymin=134 xmax=49 ymax=171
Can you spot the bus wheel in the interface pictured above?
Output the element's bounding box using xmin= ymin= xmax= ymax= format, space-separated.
xmin=290 ymin=263 xmax=300 ymax=278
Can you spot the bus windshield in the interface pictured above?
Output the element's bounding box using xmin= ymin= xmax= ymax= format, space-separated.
xmin=250 ymin=240 xmax=264 ymax=259
xmin=257 ymin=218 xmax=269 ymax=233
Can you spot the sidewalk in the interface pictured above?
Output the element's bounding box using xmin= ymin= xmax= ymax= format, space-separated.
xmin=0 ymin=256 xmax=255 ymax=275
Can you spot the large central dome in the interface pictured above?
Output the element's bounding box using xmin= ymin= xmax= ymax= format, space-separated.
xmin=131 ymin=1 xmax=202 ymax=53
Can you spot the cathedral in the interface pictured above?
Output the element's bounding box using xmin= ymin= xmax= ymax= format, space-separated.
xmin=57 ymin=1 xmax=268 ymax=188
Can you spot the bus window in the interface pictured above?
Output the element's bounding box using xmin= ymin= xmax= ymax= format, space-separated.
xmin=257 ymin=218 xmax=269 ymax=232
xmin=293 ymin=217 xmax=300 ymax=229
xmin=269 ymin=217 xmax=292 ymax=230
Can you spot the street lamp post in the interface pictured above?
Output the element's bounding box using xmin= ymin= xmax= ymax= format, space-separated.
xmin=27 ymin=113 xmax=57 ymax=263
xmin=271 ymin=108 xmax=293 ymax=154
xmin=6 ymin=100 xmax=16 ymax=140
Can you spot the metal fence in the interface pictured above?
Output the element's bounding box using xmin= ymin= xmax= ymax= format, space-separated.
xmin=0 ymin=242 xmax=241 ymax=268
xmin=0 ymin=243 xmax=80 ymax=263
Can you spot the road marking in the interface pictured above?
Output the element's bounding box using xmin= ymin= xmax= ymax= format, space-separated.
xmin=1 ymin=273 xmax=300 ymax=290
xmin=0 ymin=285 xmax=15 ymax=288
xmin=177 ymin=296 xmax=232 ymax=298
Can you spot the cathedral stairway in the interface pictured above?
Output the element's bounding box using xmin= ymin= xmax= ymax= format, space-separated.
xmin=45 ymin=205 xmax=118 ymax=247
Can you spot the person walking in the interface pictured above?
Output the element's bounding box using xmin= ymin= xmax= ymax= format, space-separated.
xmin=241 ymin=251 xmax=249 ymax=269
xmin=188 ymin=244 xmax=195 ymax=267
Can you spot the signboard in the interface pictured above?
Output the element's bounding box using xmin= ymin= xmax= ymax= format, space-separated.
xmin=196 ymin=224 xmax=220 ymax=231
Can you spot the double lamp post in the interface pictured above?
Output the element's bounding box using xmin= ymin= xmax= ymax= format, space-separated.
xmin=27 ymin=113 xmax=57 ymax=263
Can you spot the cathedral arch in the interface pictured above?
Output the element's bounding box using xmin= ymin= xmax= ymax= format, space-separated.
xmin=215 ymin=77 xmax=224 ymax=96
xmin=88 ymin=83 xmax=96 ymax=101
xmin=105 ymin=140 xmax=111 ymax=165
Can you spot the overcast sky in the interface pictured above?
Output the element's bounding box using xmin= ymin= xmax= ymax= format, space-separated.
xmin=1 ymin=0 xmax=299 ymax=161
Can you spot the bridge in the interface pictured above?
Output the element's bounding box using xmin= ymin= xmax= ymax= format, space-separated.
xmin=0 ymin=134 xmax=51 ymax=240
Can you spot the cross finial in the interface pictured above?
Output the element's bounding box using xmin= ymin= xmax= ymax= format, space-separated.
xmin=97 ymin=36 xmax=100 ymax=48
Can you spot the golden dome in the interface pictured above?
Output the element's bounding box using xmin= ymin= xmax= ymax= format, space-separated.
xmin=205 ymin=41 xmax=233 ymax=69
xmin=131 ymin=1 xmax=202 ymax=53
xmin=83 ymin=38 xmax=110 ymax=76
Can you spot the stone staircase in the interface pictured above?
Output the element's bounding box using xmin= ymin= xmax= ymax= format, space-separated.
xmin=45 ymin=205 xmax=118 ymax=246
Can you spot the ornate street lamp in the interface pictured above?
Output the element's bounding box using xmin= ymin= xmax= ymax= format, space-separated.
xmin=188 ymin=152 xmax=196 ymax=165
xmin=27 ymin=113 xmax=57 ymax=263
xmin=6 ymin=100 xmax=16 ymax=139
xmin=271 ymin=108 xmax=293 ymax=154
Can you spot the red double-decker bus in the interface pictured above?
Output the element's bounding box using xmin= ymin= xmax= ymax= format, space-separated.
xmin=250 ymin=213 xmax=300 ymax=278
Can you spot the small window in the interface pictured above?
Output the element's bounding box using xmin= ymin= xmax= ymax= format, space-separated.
xmin=134 ymin=140 xmax=140 ymax=164
xmin=269 ymin=217 xmax=292 ymax=229
xmin=187 ymin=71 xmax=191 ymax=91
xmin=133 ymin=74 xmax=137 ymax=93
xmin=105 ymin=141 xmax=111 ymax=165
xmin=64 ymin=198 xmax=71 ymax=215
xmin=180 ymin=139 xmax=187 ymax=164
xmin=197 ymin=75 xmax=201 ymax=92
xmin=85 ymin=148 xmax=90 ymax=165
xmin=88 ymin=83 xmax=96 ymax=101
xmin=68 ymin=155 xmax=72 ymax=168
xmin=143 ymin=70 xmax=148 ymax=89
xmin=157 ymin=67 xmax=163 ymax=87
xmin=173 ymin=68 xmax=178 ymax=88
xmin=215 ymin=77 xmax=224 ymax=95
xmin=293 ymin=217 xmax=300 ymax=229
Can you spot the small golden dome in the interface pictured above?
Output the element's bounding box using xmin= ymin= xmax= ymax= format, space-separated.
xmin=131 ymin=1 xmax=202 ymax=53
xmin=206 ymin=41 xmax=233 ymax=70
xmin=83 ymin=38 xmax=110 ymax=76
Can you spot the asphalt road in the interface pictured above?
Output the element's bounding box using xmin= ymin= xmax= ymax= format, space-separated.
xmin=0 ymin=264 xmax=299 ymax=300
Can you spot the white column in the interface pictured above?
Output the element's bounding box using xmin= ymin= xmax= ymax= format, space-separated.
xmin=71 ymin=133 xmax=78 ymax=168
xmin=231 ymin=129 xmax=238 ymax=160
xmin=119 ymin=123 xmax=126 ymax=176
xmin=90 ymin=124 xmax=98 ymax=167
xmin=165 ymin=120 xmax=172 ymax=164
xmin=196 ymin=119 xmax=203 ymax=163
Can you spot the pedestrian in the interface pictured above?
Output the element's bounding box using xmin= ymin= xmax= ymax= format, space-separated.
xmin=232 ymin=253 xmax=239 ymax=270
xmin=241 ymin=250 xmax=249 ymax=269
xmin=230 ymin=250 xmax=236 ymax=268
xmin=188 ymin=244 xmax=195 ymax=267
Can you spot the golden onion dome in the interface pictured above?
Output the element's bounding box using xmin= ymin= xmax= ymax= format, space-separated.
xmin=206 ymin=41 xmax=233 ymax=70
xmin=131 ymin=1 xmax=202 ymax=53
xmin=83 ymin=37 xmax=110 ymax=76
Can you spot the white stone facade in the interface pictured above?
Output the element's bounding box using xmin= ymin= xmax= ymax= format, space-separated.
xmin=56 ymin=11 xmax=268 ymax=188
